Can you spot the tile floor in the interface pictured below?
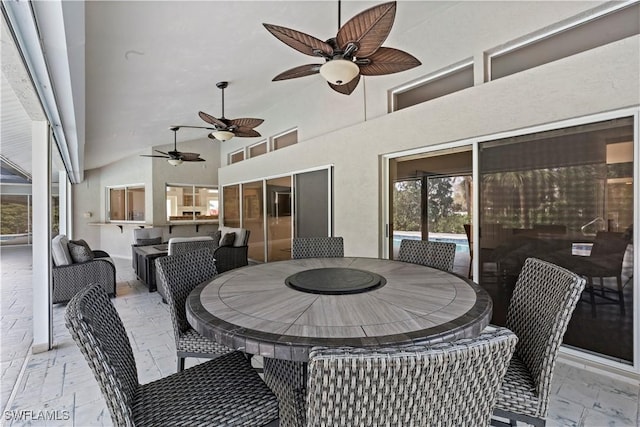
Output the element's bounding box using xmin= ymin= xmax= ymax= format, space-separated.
xmin=1 ymin=245 xmax=639 ymax=426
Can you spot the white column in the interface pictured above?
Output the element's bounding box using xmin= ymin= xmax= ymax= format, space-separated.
xmin=32 ymin=121 xmax=52 ymax=353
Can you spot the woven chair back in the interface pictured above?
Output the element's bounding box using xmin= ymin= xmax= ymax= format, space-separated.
xmin=307 ymin=328 xmax=517 ymax=426
xmin=292 ymin=237 xmax=344 ymax=259
xmin=397 ymin=239 xmax=456 ymax=272
xmin=506 ymin=257 xmax=585 ymax=414
xmin=65 ymin=284 xmax=137 ymax=426
xmin=156 ymin=248 xmax=218 ymax=337
xmin=168 ymin=239 xmax=217 ymax=257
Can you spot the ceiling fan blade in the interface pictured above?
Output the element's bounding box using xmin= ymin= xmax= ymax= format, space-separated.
xmin=141 ymin=155 xmax=170 ymax=159
xmin=174 ymin=124 xmax=216 ymax=131
xmin=229 ymin=118 xmax=264 ymax=129
xmin=328 ymin=74 xmax=361 ymax=95
xmin=359 ymin=47 xmax=421 ymax=76
xmin=198 ymin=111 xmax=227 ymax=128
xmin=336 ymin=1 xmax=396 ymax=58
xmin=272 ymin=64 xmax=322 ymax=81
xmin=154 ymin=150 xmax=170 ymax=156
xmin=263 ymin=23 xmax=333 ymax=57
xmin=234 ymin=129 xmax=262 ymax=138
xmin=178 ymin=152 xmax=204 ymax=161
xmin=183 ymin=157 xmax=206 ymax=162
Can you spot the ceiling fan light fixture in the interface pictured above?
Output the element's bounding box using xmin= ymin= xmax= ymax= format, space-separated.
xmin=319 ymin=59 xmax=359 ymax=85
xmin=167 ymin=158 xmax=183 ymax=166
xmin=212 ymin=130 xmax=235 ymax=141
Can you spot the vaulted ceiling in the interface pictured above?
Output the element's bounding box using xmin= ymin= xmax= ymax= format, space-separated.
xmin=3 ymin=1 xmax=460 ymax=176
xmin=3 ymin=1 xmax=603 ymax=179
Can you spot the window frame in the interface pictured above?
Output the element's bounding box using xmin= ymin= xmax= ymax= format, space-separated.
xmin=106 ymin=184 xmax=145 ymax=223
xmin=166 ymin=183 xmax=219 ymax=222
xmin=389 ymin=58 xmax=474 ymax=113
xmin=271 ymin=128 xmax=298 ymax=151
xmin=485 ymin=1 xmax=639 ymax=82
xmin=248 ymin=140 xmax=269 ymax=159
xmin=229 ymin=149 xmax=245 ymax=165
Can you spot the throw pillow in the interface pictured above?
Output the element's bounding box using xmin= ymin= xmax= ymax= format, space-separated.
xmin=220 ymin=232 xmax=236 ymax=247
xmin=210 ymin=230 xmax=222 ymax=244
xmin=68 ymin=241 xmax=95 ymax=263
xmin=52 ymin=234 xmax=73 ymax=266
xmin=137 ymin=237 xmax=162 ymax=245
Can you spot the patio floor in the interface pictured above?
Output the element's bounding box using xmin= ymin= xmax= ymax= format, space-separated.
xmin=1 ymin=245 xmax=638 ymax=426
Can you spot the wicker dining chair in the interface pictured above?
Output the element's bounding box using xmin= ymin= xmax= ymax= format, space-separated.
xmin=65 ymin=283 xmax=279 ymax=427
xmin=492 ymin=258 xmax=586 ymax=427
xmin=397 ymin=239 xmax=457 ymax=272
xmin=292 ymin=236 xmax=344 ymax=259
xmin=306 ymin=328 xmax=518 ymax=426
xmin=156 ymin=248 xmax=235 ymax=372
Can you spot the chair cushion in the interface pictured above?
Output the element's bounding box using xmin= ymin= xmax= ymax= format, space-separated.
xmin=52 ymin=234 xmax=73 ymax=266
xmin=133 ymin=228 xmax=163 ymax=244
xmin=218 ymin=226 xmax=249 ymax=247
xmin=220 ymin=232 xmax=236 ymax=247
xmin=68 ymin=240 xmax=95 ymax=263
xmin=137 ymin=237 xmax=162 ymax=246
xmin=131 ymin=351 xmax=278 ymax=426
xmin=168 ymin=236 xmax=214 ymax=245
xmin=494 ymin=354 xmax=541 ymax=417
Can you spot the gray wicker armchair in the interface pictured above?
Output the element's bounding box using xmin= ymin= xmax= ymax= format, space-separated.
xmin=65 ymin=283 xmax=279 ymax=427
xmin=51 ymin=234 xmax=115 ymax=304
xmin=209 ymin=227 xmax=251 ymax=273
xmin=306 ymin=328 xmax=518 ymax=426
xmin=292 ymin=236 xmax=344 ymax=259
xmin=155 ymin=248 xmax=234 ymax=372
xmin=397 ymin=239 xmax=456 ymax=272
xmin=492 ymin=258 xmax=586 ymax=427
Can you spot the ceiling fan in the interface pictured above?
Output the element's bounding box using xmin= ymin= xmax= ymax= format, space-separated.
xmin=263 ymin=1 xmax=421 ymax=95
xmin=198 ymin=81 xmax=264 ymax=141
xmin=140 ymin=126 xmax=205 ymax=166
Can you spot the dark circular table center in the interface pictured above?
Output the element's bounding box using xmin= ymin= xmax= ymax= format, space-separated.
xmin=285 ymin=267 xmax=386 ymax=295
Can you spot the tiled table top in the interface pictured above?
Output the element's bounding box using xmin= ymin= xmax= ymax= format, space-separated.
xmin=187 ymin=257 xmax=492 ymax=362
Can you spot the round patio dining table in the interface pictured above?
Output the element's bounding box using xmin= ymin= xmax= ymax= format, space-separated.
xmin=186 ymin=257 xmax=492 ymax=427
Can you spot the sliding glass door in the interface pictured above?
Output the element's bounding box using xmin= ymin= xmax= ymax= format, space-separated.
xmin=222 ymin=166 xmax=332 ymax=262
xmin=478 ymin=117 xmax=635 ymax=363
xmin=266 ymin=176 xmax=292 ymax=261
xmin=242 ymin=181 xmax=265 ymax=262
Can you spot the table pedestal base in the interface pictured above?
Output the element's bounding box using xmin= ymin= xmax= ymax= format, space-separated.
xmin=263 ymin=358 xmax=307 ymax=427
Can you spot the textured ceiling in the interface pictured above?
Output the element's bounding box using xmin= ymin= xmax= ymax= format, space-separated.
xmin=1 ymin=14 xmax=45 ymax=178
xmin=82 ymin=0 xmax=455 ymax=169
xmin=6 ymin=0 xmax=450 ymax=174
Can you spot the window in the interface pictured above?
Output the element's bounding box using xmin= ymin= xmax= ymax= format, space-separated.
xmin=391 ymin=60 xmax=474 ymax=112
xmin=230 ymin=150 xmax=245 ymax=164
xmin=166 ymin=184 xmax=218 ymax=221
xmin=488 ymin=2 xmax=639 ymax=81
xmin=272 ymin=129 xmax=298 ymax=151
xmin=107 ymin=185 xmax=145 ymax=222
xmin=248 ymin=140 xmax=268 ymax=158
